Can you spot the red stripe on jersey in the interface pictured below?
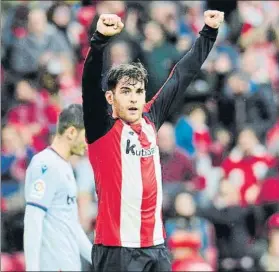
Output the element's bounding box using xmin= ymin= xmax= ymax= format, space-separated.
xmin=134 ymin=126 xmax=157 ymax=247
xmin=90 ymin=120 xmax=124 ymax=245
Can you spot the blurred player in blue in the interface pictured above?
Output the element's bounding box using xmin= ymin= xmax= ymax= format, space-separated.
xmin=23 ymin=104 xmax=93 ymax=271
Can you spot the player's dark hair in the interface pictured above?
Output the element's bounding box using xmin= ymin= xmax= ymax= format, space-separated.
xmin=57 ymin=104 xmax=84 ymax=135
xmin=103 ymin=62 xmax=148 ymax=92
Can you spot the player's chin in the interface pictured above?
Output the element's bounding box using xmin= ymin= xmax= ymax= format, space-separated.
xmin=72 ymin=149 xmax=86 ymax=157
xmin=124 ymin=114 xmax=141 ymax=124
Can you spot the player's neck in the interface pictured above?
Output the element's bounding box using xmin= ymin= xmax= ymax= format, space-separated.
xmin=50 ymin=136 xmax=71 ymax=161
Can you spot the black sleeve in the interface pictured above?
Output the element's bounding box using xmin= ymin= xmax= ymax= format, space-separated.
xmin=196 ymin=205 xmax=250 ymax=225
xmin=145 ymin=25 xmax=218 ymax=130
xmin=82 ymin=31 xmax=113 ymax=144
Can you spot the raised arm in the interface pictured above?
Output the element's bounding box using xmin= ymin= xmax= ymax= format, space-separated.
xmin=82 ymin=14 xmax=124 ymax=144
xmin=145 ymin=11 xmax=224 ymax=130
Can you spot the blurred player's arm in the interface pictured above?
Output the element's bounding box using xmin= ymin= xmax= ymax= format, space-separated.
xmin=145 ymin=11 xmax=223 ymax=130
xmin=82 ymin=14 xmax=124 ymax=144
xmin=76 ymin=223 xmax=93 ymax=264
xmin=24 ymin=163 xmax=58 ymax=271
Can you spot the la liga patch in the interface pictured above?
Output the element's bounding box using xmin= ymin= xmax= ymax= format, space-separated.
xmin=30 ymin=179 xmax=46 ymax=199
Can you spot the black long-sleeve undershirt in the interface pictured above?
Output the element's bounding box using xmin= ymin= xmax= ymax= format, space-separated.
xmin=82 ymin=25 xmax=218 ymax=144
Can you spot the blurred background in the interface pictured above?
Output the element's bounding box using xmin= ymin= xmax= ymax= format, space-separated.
xmin=1 ymin=1 xmax=279 ymax=271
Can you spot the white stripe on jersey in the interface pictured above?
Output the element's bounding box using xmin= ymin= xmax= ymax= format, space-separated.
xmin=120 ymin=124 xmax=143 ymax=246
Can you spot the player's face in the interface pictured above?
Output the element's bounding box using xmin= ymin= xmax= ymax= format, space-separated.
xmin=107 ymin=77 xmax=146 ymax=124
xmin=70 ymin=128 xmax=86 ymax=156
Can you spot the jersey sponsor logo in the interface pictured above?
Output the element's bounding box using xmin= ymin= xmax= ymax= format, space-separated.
xmin=125 ymin=139 xmax=156 ymax=157
xmin=67 ymin=195 xmax=76 ymax=205
xmin=30 ymin=179 xmax=46 ymax=199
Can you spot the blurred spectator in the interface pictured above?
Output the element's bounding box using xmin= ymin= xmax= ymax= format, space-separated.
xmin=149 ymin=1 xmax=179 ymax=44
xmin=57 ymin=55 xmax=82 ymax=107
xmin=219 ymin=71 xmax=277 ymax=141
xmin=158 ymin=122 xmax=205 ymax=191
xmin=175 ymin=103 xmax=212 ymax=156
xmin=6 ymin=80 xmax=59 ymax=152
xmin=259 ymin=213 xmax=279 ymax=271
xmin=221 ymin=127 xmax=276 ymax=206
xmin=107 ymin=40 xmax=132 ymax=67
xmin=47 ymin=2 xmax=83 ymax=60
xmin=169 ymin=232 xmax=214 ymax=272
xmin=266 ymin=119 xmax=279 ymax=157
xmin=1 ymin=125 xmax=35 ymax=184
xmin=142 ymin=21 xmax=180 ymax=97
xmin=165 ymin=191 xmax=217 ymax=269
xmin=210 ymin=127 xmax=232 ymax=167
xmin=196 ymin=180 xmax=258 ymax=270
xmin=10 ymin=9 xmax=74 ymax=79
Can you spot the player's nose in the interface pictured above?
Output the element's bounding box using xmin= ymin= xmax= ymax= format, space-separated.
xmin=130 ymin=93 xmax=137 ymax=103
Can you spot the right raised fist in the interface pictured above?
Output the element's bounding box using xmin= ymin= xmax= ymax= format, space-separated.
xmin=97 ymin=14 xmax=124 ymax=36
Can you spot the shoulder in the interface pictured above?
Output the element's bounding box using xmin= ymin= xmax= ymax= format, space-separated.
xmin=28 ymin=148 xmax=59 ymax=174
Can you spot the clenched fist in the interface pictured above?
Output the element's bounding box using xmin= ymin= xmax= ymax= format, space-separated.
xmin=97 ymin=14 xmax=124 ymax=36
xmin=204 ymin=10 xmax=224 ymax=29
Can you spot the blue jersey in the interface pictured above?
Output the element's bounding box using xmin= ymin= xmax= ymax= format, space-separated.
xmin=24 ymin=147 xmax=82 ymax=271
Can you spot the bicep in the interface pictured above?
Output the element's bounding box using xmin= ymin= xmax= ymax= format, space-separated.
xmin=82 ymin=47 xmax=112 ymax=144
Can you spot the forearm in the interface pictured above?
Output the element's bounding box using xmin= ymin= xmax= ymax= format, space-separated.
xmin=82 ymin=31 xmax=111 ymax=143
xmin=24 ymin=205 xmax=45 ymax=271
xmin=76 ymin=223 xmax=93 ymax=264
xmin=146 ymin=25 xmax=218 ymax=129
xmin=176 ymin=25 xmax=218 ymax=88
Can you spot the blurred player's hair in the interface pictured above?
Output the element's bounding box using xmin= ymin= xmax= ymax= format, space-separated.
xmin=102 ymin=62 xmax=148 ymax=92
xmin=182 ymin=102 xmax=206 ymax=116
xmin=57 ymin=104 xmax=84 ymax=134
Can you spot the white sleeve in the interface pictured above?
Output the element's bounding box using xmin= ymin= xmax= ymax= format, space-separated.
xmin=24 ymin=205 xmax=45 ymax=271
xmin=76 ymin=223 xmax=93 ymax=264
xmin=25 ymin=163 xmax=58 ymax=211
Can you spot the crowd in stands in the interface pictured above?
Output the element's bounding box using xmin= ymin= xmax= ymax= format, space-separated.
xmin=1 ymin=1 xmax=279 ymax=271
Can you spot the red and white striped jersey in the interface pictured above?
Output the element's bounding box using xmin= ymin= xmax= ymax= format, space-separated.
xmin=82 ymin=25 xmax=218 ymax=247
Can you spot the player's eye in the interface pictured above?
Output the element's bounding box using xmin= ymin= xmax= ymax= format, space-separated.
xmin=137 ymin=90 xmax=144 ymax=94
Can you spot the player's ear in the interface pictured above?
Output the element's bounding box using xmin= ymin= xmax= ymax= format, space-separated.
xmin=105 ymin=90 xmax=114 ymax=105
xmin=66 ymin=126 xmax=78 ymax=141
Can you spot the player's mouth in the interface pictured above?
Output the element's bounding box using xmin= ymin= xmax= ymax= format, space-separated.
xmin=128 ymin=107 xmax=138 ymax=114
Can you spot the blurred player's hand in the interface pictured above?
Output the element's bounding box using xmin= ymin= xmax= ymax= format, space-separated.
xmin=204 ymin=10 xmax=224 ymax=29
xmin=97 ymin=14 xmax=124 ymax=36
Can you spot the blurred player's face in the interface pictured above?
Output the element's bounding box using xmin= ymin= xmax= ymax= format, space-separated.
xmin=189 ymin=108 xmax=206 ymax=127
xmin=174 ymin=192 xmax=196 ymax=217
xmin=16 ymin=81 xmax=36 ymax=102
xmin=106 ymin=77 xmax=146 ymax=124
xmin=238 ymin=129 xmax=258 ymax=154
xmin=158 ymin=122 xmax=175 ymax=154
xmin=269 ymin=229 xmax=279 ymax=256
xmin=28 ymin=9 xmax=47 ymax=35
xmin=70 ymin=128 xmax=86 ymax=156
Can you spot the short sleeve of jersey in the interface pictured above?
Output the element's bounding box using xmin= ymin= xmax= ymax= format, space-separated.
xmin=25 ymin=162 xmax=58 ymax=212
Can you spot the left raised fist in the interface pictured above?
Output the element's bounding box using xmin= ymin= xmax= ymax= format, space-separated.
xmin=204 ymin=10 xmax=224 ymax=29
